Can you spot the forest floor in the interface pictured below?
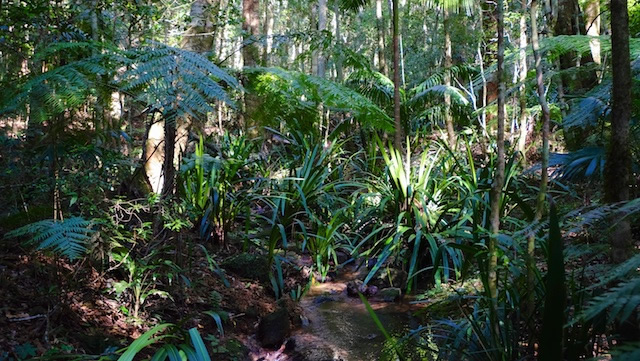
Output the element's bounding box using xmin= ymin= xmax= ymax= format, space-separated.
xmin=0 ymin=237 xmax=435 ymax=361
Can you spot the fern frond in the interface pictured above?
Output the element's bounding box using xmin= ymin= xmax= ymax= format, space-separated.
xmin=122 ymin=44 xmax=238 ymax=121
xmin=577 ymin=277 xmax=640 ymax=324
xmin=5 ymin=217 xmax=96 ymax=260
xmin=247 ymin=67 xmax=393 ymax=132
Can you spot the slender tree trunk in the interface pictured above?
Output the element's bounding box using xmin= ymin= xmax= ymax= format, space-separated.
xmin=443 ymin=8 xmax=455 ymax=150
xmin=488 ymin=0 xmax=506 ymax=303
xmin=584 ymin=0 xmax=601 ymax=65
xmin=262 ymin=0 xmax=273 ymax=66
xmin=334 ymin=3 xmax=344 ymax=82
xmin=517 ymin=1 xmax=528 ymax=163
xmin=376 ymin=0 xmax=388 ymax=75
xmin=144 ymin=0 xmax=217 ymax=195
xmin=392 ymin=0 xmax=403 ymax=150
xmin=528 ymin=0 xmax=551 ymax=328
xmin=317 ymin=0 xmax=328 ymax=77
xmin=91 ymin=0 xmax=107 ymax=131
xmin=606 ymin=0 xmax=633 ymax=263
xmin=242 ymin=0 xmax=260 ymax=137
xmin=243 ymin=0 xmax=260 ymax=69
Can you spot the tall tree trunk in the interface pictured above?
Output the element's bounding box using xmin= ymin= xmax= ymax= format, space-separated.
xmin=334 ymin=3 xmax=344 ymax=82
xmin=443 ymin=8 xmax=455 ymax=149
xmin=554 ymin=0 xmax=596 ymax=89
xmin=584 ymin=0 xmax=601 ymax=65
xmin=517 ymin=0 xmax=528 ymax=163
xmin=606 ymin=0 xmax=632 ymax=263
xmin=392 ymin=0 xmax=403 ymax=150
xmin=144 ymin=0 xmax=217 ymax=194
xmin=488 ymin=0 xmax=506 ymax=303
xmin=528 ymin=0 xmax=551 ymax=329
xmin=242 ymin=0 xmax=260 ymax=68
xmin=262 ymin=0 xmax=273 ymax=66
xmin=91 ymin=0 xmax=107 ymax=132
xmin=376 ymin=0 xmax=388 ymax=75
xmin=317 ymin=0 xmax=328 ymax=77
xmin=242 ymin=0 xmax=260 ymax=137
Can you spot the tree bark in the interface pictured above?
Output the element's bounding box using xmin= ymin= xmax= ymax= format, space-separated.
xmin=242 ymin=0 xmax=260 ymax=137
xmin=334 ymin=3 xmax=344 ymax=82
xmin=488 ymin=0 xmax=506 ymax=302
xmin=517 ymin=1 xmax=528 ymax=163
xmin=554 ymin=0 xmax=596 ymax=89
xmin=528 ymin=0 xmax=551 ymax=328
xmin=317 ymin=0 xmax=328 ymax=77
xmin=392 ymin=0 xmax=403 ymax=150
xmin=376 ymin=0 xmax=388 ymax=75
xmin=262 ymin=0 xmax=273 ymax=66
xmin=606 ymin=0 xmax=633 ymax=263
xmin=242 ymin=0 xmax=260 ymax=68
xmin=584 ymin=0 xmax=601 ymax=65
xmin=443 ymin=8 xmax=455 ymax=150
xmin=144 ymin=0 xmax=217 ymax=194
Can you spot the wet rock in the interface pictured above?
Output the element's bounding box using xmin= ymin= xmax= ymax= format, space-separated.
xmin=285 ymin=335 xmax=340 ymax=361
xmin=346 ymin=280 xmax=366 ymax=297
xmin=278 ymin=295 xmax=304 ymax=328
xmin=257 ymin=307 xmax=290 ymax=349
xmin=379 ymin=287 xmax=402 ymax=302
xmin=365 ymin=285 xmax=378 ymax=296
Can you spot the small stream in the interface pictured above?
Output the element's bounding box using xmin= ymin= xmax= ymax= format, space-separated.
xmin=249 ymin=266 xmax=425 ymax=361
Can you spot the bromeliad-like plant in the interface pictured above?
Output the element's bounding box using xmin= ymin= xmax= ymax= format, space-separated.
xmin=117 ymin=324 xmax=213 ymax=361
xmin=181 ymin=133 xmax=254 ymax=244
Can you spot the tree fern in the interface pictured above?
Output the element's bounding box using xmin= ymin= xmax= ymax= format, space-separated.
xmin=247 ymin=67 xmax=393 ymax=132
xmin=122 ymin=44 xmax=238 ymax=121
xmin=5 ymin=217 xmax=96 ymax=260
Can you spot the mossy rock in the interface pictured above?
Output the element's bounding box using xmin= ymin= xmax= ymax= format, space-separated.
xmin=221 ymin=253 xmax=270 ymax=282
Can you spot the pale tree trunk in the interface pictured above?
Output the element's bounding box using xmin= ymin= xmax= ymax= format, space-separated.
xmin=311 ymin=2 xmax=318 ymax=76
xmin=606 ymin=0 xmax=632 ymax=263
xmin=242 ymin=0 xmax=260 ymax=137
xmin=443 ymin=8 xmax=455 ymax=150
xmin=144 ymin=0 xmax=217 ymax=194
xmin=262 ymin=0 xmax=273 ymax=66
xmin=584 ymin=0 xmax=601 ymax=65
xmin=517 ymin=0 xmax=528 ymax=163
xmin=392 ymin=0 xmax=403 ymax=150
xmin=488 ymin=0 xmax=506 ymax=303
xmin=376 ymin=0 xmax=388 ymax=75
xmin=334 ymin=3 xmax=344 ymax=82
xmin=317 ymin=0 xmax=328 ymax=77
xmin=528 ymin=0 xmax=551 ymax=327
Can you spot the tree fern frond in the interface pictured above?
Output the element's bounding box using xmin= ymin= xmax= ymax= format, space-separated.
xmin=577 ymin=277 xmax=640 ymax=324
xmin=5 ymin=217 xmax=96 ymax=260
xmin=345 ymin=69 xmax=395 ymax=109
xmin=247 ymin=67 xmax=393 ymax=132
